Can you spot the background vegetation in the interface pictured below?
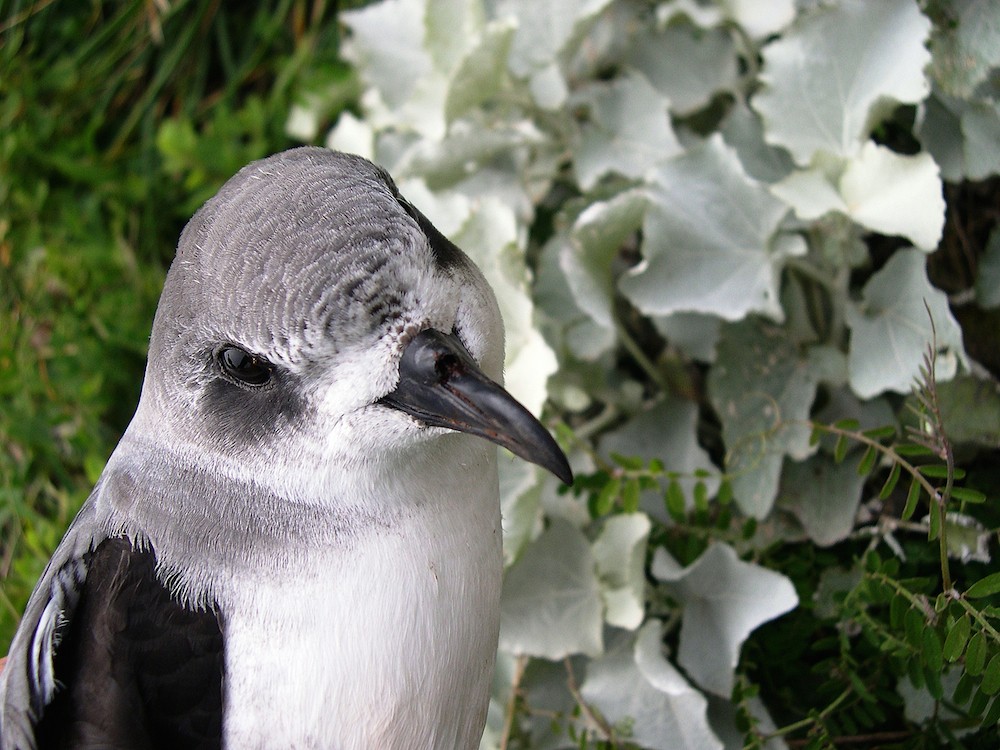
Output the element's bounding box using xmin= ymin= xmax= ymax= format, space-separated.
xmin=2 ymin=1 xmax=1000 ymax=748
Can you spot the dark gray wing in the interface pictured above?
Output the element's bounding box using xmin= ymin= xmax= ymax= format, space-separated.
xmin=0 ymin=495 xmax=224 ymax=750
xmin=1 ymin=498 xmax=101 ymax=750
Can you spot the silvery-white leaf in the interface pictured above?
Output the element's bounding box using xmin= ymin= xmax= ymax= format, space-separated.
xmin=846 ymin=248 xmax=967 ymax=398
xmin=626 ymin=24 xmax=738 ymax=116
xmin=600 ymin=396 xmax=720 ymax=521
xmin=707 ymin=319 xmax=825 ymax=518
xmin=651 ymin=544 xmax=798 ymax=696
xmin=620 ymin=135 xmax=797 ymax=322
xmin=650 ymin=313 xmax=721 ymax=363
xmin=927 ymin=0 xmax=1000 ymax=99
xmin=500 ymin=520 xmax=604 ymax=659
xmin=574 ymin=72 xmax=682 ymax=190
xmin=838 ymin=142 xmax=945 ymax=251
xmin=560 ymin=188 xmax=648 ymax=328
xmin=752 ymin=0 xmax=931 ymax=164
xmin=580 ymin=621 xmax=724 ymax=750
xmin=779 ymin=453 xmax=867 ymax=547
xmin=719 ymin=0 xmax=795 ymax=39
xmin=719 ymin=103 xmax=795 ymax=184
xmin=592 ymin=513 xmax=651 ymax=630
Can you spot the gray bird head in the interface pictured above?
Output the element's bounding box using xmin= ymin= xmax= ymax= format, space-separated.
xmin=122 ymin=147 xmax=569 ymax=515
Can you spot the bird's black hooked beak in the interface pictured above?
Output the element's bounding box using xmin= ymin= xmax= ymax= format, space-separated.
xmin=380 ymin=329 xmax=573 ymax=485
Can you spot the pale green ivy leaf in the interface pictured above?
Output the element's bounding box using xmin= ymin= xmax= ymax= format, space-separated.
xmin=500 ymin=520 xmax=604 ymax=659
xmin=574 ymin=72 xmax=683 ymax=190
xmin=651 ymin=312 xmax=721 ymax=364
xmin=652 ymin=544 xmax=798 ymax=696
xmin=341 ymin=0 xmax=432 ymax=111
xmin=326 ymin=113 xmax=376 ymax=160
xmin=839 ymin=142 xmax=944 ymax=251
xmin=770 ymin=167 xmax=846 ymax=221
xmin=536 ymin=236 xmax=617 ymax=363
xmin=341 ymin=0 xmax=455 ymax=139
xmin=499 ymin=460 xmax=544 ymax=566
xmin=707 ymin=319 xmax=825 ymax=518
xmin=773 ymin=143 xmax=945 ymax=250
xmin=620 ymin=135 xmax=798 ymax=322
xmin=592 ymin=513 xmax=651 ymax=630
xmin=719 ymin=103 xmax=795 ymax=184
xmin=626 ymin=24 xmax=738 ymax=116
xmin=497 ymin=0 xmax=613 ymax=107
xmin=445 ymin=19 xmax=516 ymax=122
xmin=718 ymin=0 xmax=795 ymax=39
xmin=927 ymin=0 xmax=1000 ymax=99
xmin=425 ymin=0 xmax=484 ymax=72
xmin=559 ymin=188 xmax=648 ymax=329
xmin=580 ymin=621 xmax=724 ymax=750
xmin=753 ymin=0 xmax=931 ymax=164
xmin=961 ymin=100 xmax=1000 ymax=181
xmin=919 ymin=94 xmax=1000 ymax=183
xmin=846 ymin=248 xmax=967 ymax=398
xmin=934 ymin=375 xmax=1000 ymax=449
xmin=779 ymin=453 xmax=867 ymax=547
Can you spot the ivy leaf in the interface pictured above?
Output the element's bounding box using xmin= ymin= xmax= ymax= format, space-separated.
xmin=620 ymin=135 xmax=799 ymax=322
xmin=447 ymin=194 xmax=558 ymax=415
xmin=498 ymin=0 xmax=613 ymax=107
xmin=772 ymin=143 xmax=946 ymax=251
xmin=574 ymin=72 xmax=683 ymax=190
xmin=580 ymin=622 xmax=724 ymax=750
xmin=652 ymin=544 xmax=798 ymax=696
xmin=927 ymin=0 xmax=1000 ymax=99
xmin=752 ymin=0 xmax=931 ymax=164
xmin=560 ymin=188 xmax=648 ymax=329
xmin=719 ymin=0 xmax=795 ymax=39
xmin=651 ymin=312 xmax=721 ymax=364
xmin=536 ymin=237 xmax=617 ymax=365
xmin=625 ymin=24 xmax=738 ymax=116
xmin=934 ymin=375 xmax=1000 ymax=449
xmin=846 ymin=248 xmax=967 ymax=398
xmin=342 ymin=0 xmax=432 ymax=111
xmin=499 ymin=460 xmax=544 ymax=566
xmin=592 ymin=513 xmax=652 ymax=629
xmin=342 ymin=0 xmax=450 ymax=138
xmin=719 ymin=102 xmax=796 ymax=185
xmin=838 ymin=143 xmax=944 ymax=251
xmin=444 ymin=19 xmax=516 ymax=122
xmin=707 ymin=319 xmax=825 ymax=518
xmin=500 ymin=520 xmax=604 ymax=658
xmin=919 ymin=94 xmax=1000 ymax=183
xmin=779 ymin=453 xmax=867 ymax=546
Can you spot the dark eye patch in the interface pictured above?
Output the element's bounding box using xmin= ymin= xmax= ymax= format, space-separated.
xmin=202 ymin=346 xmax=306 ymax=449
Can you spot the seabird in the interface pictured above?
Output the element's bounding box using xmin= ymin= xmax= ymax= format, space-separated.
xmin=0 ymin=147 xmax=572 ymax=749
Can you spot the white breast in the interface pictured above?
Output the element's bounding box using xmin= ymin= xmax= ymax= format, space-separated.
xmin=219 ymin=456 xmax=502 ymax=750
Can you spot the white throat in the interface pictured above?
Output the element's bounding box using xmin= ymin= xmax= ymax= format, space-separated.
xmin=219 ymin=439 xmax=502 ymax=750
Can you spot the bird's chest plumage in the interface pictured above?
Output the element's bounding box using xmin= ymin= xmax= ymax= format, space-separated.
xmin=218 ymin=492 xmax=503 ymax=750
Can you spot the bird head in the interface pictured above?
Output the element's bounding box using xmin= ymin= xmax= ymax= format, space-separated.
xmin=133 ymin=148 xmax=571 ymax=499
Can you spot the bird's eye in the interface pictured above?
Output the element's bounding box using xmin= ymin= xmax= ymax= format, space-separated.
xmin=218 ymin=346 xmax=273 ymax=387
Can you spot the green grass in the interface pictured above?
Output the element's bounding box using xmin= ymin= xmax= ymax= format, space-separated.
xmin=0 ymin=0 xmax=359 ymax=649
